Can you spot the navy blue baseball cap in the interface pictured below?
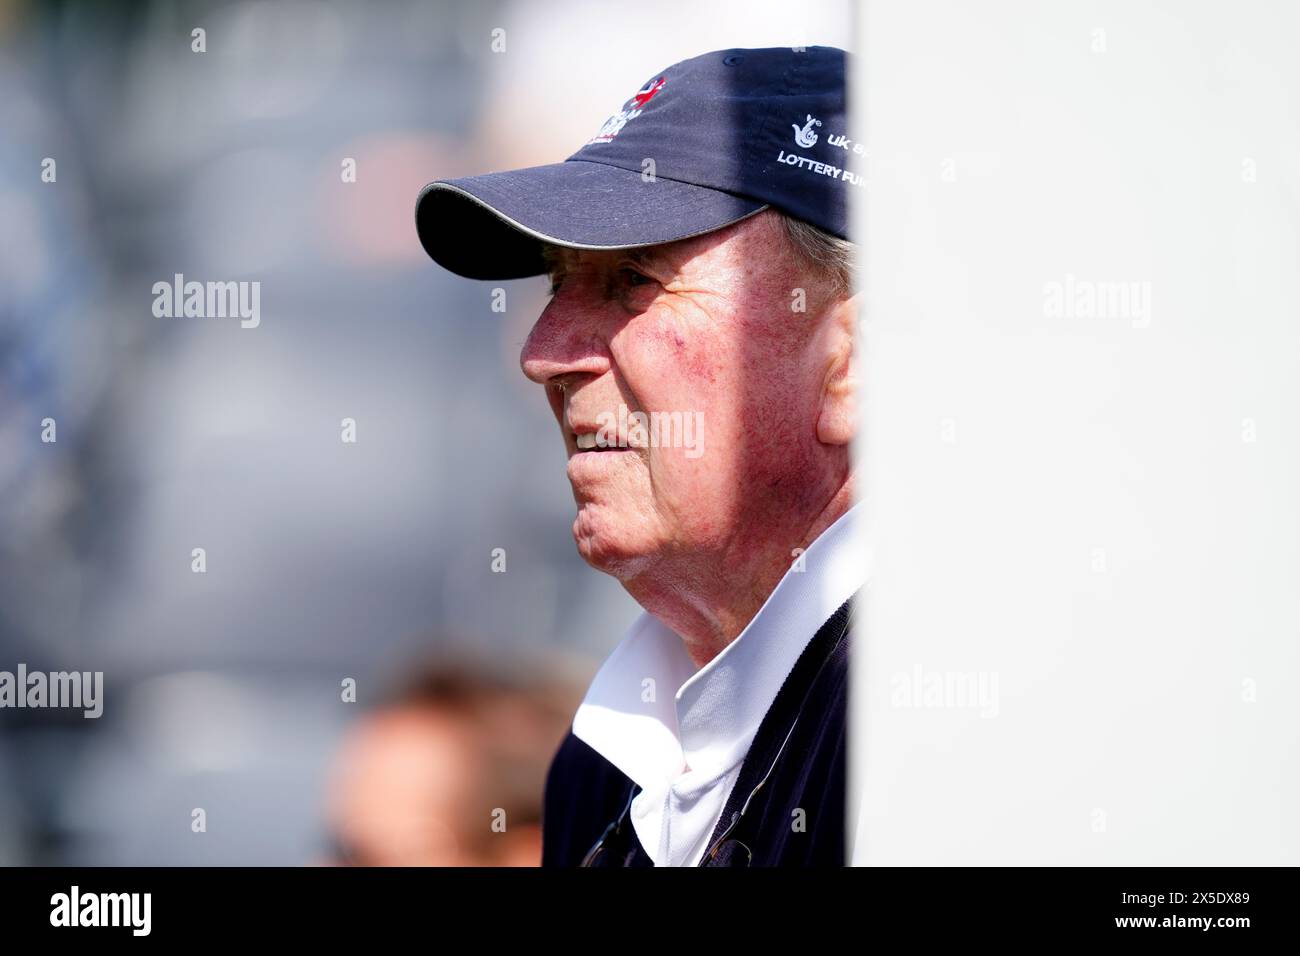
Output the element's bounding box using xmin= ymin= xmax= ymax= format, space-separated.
xmin=414 ymin=46 xmax=859 ymax=280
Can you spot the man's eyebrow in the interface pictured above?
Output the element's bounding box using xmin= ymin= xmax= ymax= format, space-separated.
xmin=540 ymin=246 xmax=573 ymax=282
xmin=626 ymin=246 xmax=675 ymax=272
xmin=540 ymin=244 xmax=568 ymax=268
xmin=540 ymin=245 xmax=673 ymax=277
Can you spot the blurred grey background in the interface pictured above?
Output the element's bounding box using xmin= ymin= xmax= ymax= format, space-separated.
xmin=0 ymin=0 xmax=852 ymax=863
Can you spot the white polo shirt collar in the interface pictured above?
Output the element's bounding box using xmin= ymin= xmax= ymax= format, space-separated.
xmin=570 ymin=499 xmax=867 ymax=866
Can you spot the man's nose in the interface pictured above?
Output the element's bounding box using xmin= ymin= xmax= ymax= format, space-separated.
xmin=519 ymin=296 xmax=611 ymax=385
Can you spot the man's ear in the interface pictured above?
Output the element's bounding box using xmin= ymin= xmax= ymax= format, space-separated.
xmin=816 ymin=291 xmax=863 ymax=447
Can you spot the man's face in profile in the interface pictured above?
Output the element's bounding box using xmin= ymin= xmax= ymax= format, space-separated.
xmin=520 ymin=210 xmax=850 ymax=584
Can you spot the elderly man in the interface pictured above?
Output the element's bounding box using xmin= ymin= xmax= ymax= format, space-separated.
xmin=415 ymin=46 xmax=865 ymax=866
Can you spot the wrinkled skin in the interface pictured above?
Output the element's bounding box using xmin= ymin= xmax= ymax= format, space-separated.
xmin=521 ymin=210 xmax=858 ymax=667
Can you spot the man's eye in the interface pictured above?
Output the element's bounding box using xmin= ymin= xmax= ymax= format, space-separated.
xmin=620 ymin=268 xmax=652 ymax=288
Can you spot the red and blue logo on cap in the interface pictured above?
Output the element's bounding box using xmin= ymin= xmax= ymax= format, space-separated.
xmin=588 ymin=75 xmax=667 ymax=145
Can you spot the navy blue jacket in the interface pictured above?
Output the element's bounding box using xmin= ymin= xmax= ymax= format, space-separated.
xmin=541 ymin=597 xmax=852 ymax=866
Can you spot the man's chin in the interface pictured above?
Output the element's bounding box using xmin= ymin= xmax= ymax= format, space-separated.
xmin=571 ymin=513 xmax=656 ymax=580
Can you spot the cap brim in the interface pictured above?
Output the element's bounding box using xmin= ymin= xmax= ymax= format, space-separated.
xmin=414 ymin=160 xmax=768 ymax=280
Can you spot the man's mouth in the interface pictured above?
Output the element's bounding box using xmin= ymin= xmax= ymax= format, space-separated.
xmin=574 ymin=432 xmax=623 ymax=451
